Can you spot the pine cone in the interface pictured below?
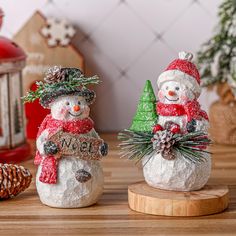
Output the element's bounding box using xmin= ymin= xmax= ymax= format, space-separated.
xmin=44 ymin=66 xmax=65 ymax=84
xmin=0 ymin=163 xmax=32 ymax=199
xmin=152 ymin=130 xmax=176 ymax=160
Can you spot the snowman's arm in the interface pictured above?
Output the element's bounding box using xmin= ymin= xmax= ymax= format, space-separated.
xmin=87 ymin=128 xmax=108 ymax=156
xmin=88 ymin=128 xmax=100 ymax=139
xmin=36 ymin=129 xmax=49 ymax=155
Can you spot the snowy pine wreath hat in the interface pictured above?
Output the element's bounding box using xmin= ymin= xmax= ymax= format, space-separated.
xmin=23 ymin=66 xmax=100 ymax=108
xmin=157 ymin=51 xmax=201 ymax=97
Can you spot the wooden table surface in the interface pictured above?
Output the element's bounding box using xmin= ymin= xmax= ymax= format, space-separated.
xmin=0 ymin=133 xmax=236 ymax=236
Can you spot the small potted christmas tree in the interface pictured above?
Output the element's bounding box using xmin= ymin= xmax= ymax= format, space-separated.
xmin=197 ymin=0 xmax=236 ymax=144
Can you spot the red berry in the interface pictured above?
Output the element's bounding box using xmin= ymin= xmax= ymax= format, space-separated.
xmin=153 ymin=124 xmax=163 ymax=133
xmin=170 ymin=124 xmax=181 ymax=134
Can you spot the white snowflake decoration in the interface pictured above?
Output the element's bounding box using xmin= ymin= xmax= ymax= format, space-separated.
xmin=41 ymin=18 xmax=76 ymax=47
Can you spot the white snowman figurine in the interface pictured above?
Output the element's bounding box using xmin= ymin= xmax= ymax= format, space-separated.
xmin=31 ymin=67 xmax=108 ymax=208
xmin=143 ymin=52 xmax=211 ymax=191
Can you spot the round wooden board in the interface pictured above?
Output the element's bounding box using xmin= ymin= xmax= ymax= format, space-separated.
xmin=128 ymin=181 xmax=229 ymax=216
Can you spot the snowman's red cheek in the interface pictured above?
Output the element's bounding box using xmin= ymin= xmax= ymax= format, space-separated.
xmin=60 ymin=107 xmax=69 ymax=115
xmin=158 ymin=90 xmax=164 ymax=99
xmin=180 ymin=95 xmax=188 ymax=102
xmin=83 ymin=107 xmax=90 ymax=116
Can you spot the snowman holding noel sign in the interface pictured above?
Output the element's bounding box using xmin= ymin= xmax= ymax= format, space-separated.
xmin=24 ymin=66 xmax=108 ymax=208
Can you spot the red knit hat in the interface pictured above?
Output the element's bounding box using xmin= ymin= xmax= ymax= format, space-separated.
xmin=157 ymin=52 xmax=201 ymax=97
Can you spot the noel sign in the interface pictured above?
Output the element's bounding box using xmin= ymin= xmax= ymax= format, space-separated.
xmin=49 ymin=131 xmax=104 ymax=160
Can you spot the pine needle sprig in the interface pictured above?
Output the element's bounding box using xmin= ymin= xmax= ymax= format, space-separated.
xmin=118 ymin=129 xmax=154 ymax=163
xmin=118 ymin=129 xmax=211 ymax=165
xmin=23 ymin=75 xmax=100 ymax=103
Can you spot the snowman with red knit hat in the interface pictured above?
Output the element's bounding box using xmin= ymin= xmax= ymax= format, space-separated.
xmin=143 ymin=51 xmax=211 ymax=191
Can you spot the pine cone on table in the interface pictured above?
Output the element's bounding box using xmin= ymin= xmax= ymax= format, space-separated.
xmin=152 ymin=130 xmax=176 ymax=160
xmin=0 ymin=163 xmax=32 ymax=199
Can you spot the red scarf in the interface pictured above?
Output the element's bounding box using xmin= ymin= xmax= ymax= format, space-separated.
xmin=157 ymin=100 xmax=208 ymax=121
xmin=35 ymin=115 xmax=94 ymax=184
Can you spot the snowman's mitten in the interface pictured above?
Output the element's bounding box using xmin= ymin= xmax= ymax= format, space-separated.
xmin=36 ymin=130 xmax=49 ymax=155
xmin=100 ymin=143 xmax=108 ymax=156
xmin=186 ymin=119 xmax=197 ymax=133
xmin=194 ymin=119 xmax=209 ymax=132
xmin=44 ymin=141 xmax=59 ymax=155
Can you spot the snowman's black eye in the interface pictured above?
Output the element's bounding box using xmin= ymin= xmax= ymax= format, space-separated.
xmin=65 ymin=101 xmax=70 ymax=105
xmin=78 ymin=101 xmax=81 ymax=105
xmin=166 ymin=86 xmax=169 ymax=90
xmin=175 ymin=87 xmax=180 ymax=91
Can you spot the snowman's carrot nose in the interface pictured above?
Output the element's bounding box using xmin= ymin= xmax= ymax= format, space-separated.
xmin=73 ymin=105 xmax=80 ymax=112
xmin=168 ymin=90 xmax=176 ymax=96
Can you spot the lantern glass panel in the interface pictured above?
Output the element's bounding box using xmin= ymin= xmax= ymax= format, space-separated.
xmin=9 ymin=72 xmax=24 ymax=147
xmin=0 ymin=74 xmax=10 ymax=149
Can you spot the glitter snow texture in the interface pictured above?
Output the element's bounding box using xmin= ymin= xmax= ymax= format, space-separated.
xmin=35 ymin=92 xmax=105 ymax=207
xmin=143 ymin=52 xmax=211 ymax=191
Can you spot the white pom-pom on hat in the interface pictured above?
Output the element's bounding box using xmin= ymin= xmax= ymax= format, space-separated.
xmin=178 ymin=51 xmax=193 ymax=61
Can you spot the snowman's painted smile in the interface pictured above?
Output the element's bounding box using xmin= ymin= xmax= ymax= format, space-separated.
xmin=165 ymin=96 xmax=179 ymax=102
xmin=69 ymin=111 xmax=82 ymax=117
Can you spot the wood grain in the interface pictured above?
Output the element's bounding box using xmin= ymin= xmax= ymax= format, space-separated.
xmin=128 ymin=182 xmax=229 ymax=216
xmin=0 ymin=134 xmax=235 ymax=235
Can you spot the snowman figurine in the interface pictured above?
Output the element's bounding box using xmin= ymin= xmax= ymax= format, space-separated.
xmin=143 ymin=52 xmax=211 ymax=191
xmin=29 ymin=67 xmax=108 ymax=208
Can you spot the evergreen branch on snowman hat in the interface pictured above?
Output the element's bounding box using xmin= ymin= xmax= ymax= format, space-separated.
xmin=23 ymin=66 xmax=100 ymax=105
xmin=118 ymin=129 xmax=211 ymax=165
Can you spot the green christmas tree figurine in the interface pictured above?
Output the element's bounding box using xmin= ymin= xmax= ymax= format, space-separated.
xmin=130 ymin=80 xmax=157 ymax=132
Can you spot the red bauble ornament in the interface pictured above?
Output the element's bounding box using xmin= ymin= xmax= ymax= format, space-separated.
xmin=153 ymin=124 xmax=164 ymax=133
xmin=170 ymin=124 xmax=181 ymax=134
